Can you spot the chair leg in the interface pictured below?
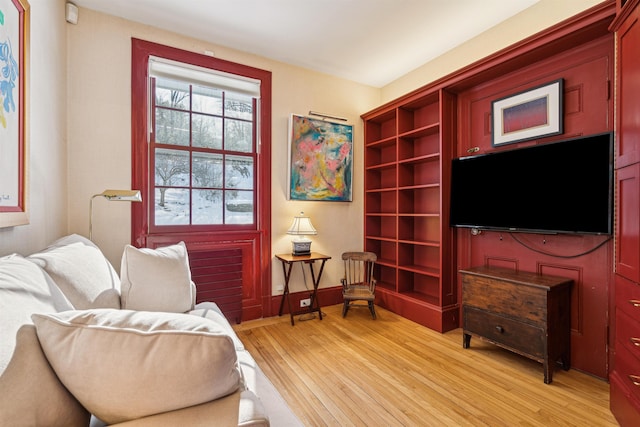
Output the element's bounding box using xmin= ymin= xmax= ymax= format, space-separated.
xmin=369 ymin=301 xmax=376 ymax=320
xmin=342 ymin=300 xmax=349 ymax=317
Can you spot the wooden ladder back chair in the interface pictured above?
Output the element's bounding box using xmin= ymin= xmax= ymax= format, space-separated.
xmin=341 ymin=251 xmax=377 ymax=319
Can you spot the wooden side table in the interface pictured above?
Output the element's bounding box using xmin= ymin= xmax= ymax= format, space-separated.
xmin=276 ymin=252 xmax=331 ymax=326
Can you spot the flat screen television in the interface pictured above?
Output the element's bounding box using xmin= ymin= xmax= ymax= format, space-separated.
xmin=449 ymin=132 xmax=613 ymax=235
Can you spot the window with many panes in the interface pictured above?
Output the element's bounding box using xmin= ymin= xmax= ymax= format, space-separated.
xmin=150 ymin=59 xmax=259 ymax=230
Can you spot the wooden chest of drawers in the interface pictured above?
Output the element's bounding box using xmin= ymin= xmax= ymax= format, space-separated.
xmin=460 ymin=266 xmax=572 ymax=384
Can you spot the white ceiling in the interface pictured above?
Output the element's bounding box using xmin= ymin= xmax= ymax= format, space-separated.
xmin=71 ymin=0 xmax=540 ymax=87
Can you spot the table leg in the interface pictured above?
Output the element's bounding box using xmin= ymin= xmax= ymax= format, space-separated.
xmin=308 ymin=259 xmax=327 ymax=321
xmin=278 ymin=261 xmax=295 ymax=326
xmin=463 ymin=332 xmax=471 ymax=349
xmin=544 ymin=358 xmax=552 ymax=384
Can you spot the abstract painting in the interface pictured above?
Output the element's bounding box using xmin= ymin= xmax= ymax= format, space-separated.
xmin=288 ymin=114 xmax=353 ymax=201
xmin=0 ymin=0 xmax=28 ymax=227
xmin=492 ymin=79 xmax=563 ymax=146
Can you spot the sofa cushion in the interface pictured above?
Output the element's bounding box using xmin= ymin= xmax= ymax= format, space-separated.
xmin=190 ymin=301 xmax=245 ymax=351
xmin=0 ymin=254 xmax=89 ymax=426
xmin=32 ymin=309 xmax=242 ymax=425
xmin=95 ymin=390 xmax=269 ymax=427
xmin=120 ymin=242 xmax=194 ymax=312
xmin=28 ymin=234 xmax=121 ymax=309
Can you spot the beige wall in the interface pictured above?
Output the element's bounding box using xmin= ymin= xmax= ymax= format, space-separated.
xmin=65 ymin=9 xmax=380 ymax=294
xmin=0 ymin=0 xmax=68 ymax=257
xmin=381 ymin=0 xmax=605 ymax=103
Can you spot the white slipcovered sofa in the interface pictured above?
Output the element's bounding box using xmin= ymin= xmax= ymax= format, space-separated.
xmin=0 ymin=234 xmax=302 ymax=426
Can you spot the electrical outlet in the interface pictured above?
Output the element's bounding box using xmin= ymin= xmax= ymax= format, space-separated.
xmin=276 ymin=285 xmax=284 ymax=294
xmin=300 ymin=298 xmax=311 ymax=307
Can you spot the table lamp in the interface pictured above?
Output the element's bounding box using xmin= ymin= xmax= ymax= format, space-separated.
xmin=286 ymin=211 xmax=317 ymax=255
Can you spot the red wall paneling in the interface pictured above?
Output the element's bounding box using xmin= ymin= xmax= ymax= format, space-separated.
xmin=455 ymin=34 xmax=614 ymax=379
xmin=616 ymin=164 xmax=640 ymax=283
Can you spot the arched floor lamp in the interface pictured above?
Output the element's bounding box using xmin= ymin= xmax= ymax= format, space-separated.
xmin=89 ymin=189 xmax=142 ymax=241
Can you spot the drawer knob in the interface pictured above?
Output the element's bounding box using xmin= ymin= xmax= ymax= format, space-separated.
xmin=629 ymin=375 xmax=640 ymax=387
xmin=629 ymin=299 xmax=640 ymax=308
xmin=495 ymin=325 xmax=504 ymax=333
xmin=631 ymin=337 xmax=640 ymax=347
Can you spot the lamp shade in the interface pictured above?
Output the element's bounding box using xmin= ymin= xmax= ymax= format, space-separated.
xmin=287 ymin=212 xmax=317 ymax=235
xmin=287 ymin=212 xmax=317 ymax=255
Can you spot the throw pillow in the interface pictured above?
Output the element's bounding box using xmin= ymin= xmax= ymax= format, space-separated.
xmin=120 ymin=242 xmax=194 ymax=312
xmin=27 ymin=234 xmax=121 ymax=309
xmin=32 ymin=309 xmax=243 ymax=425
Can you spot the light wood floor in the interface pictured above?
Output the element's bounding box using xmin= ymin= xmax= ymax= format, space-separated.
xmin=234 ymin=304 xmax=619 ymax=426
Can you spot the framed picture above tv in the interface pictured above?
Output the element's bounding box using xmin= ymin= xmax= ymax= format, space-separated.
xmin=491 ymin=79 xmax=563 ymax=147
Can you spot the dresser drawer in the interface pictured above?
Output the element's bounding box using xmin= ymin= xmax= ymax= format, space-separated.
xmin=617 ymin=308 xmax=640 ymax=364
xmin=615 ymin=343 xmax=640 ymax=403
xmin=462 ymin=274 xmax=547 ymax=323
xmin=464 ymin=307 xmax=545 ymax=359
xmin=611 ymin=369 xmax=640 ymax=427
xmin=616 ymin=274 xmax=640 ymax=319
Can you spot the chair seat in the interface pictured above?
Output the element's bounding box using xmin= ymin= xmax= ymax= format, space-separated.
xmin=343 ymin=286 xmax=374 ymax=301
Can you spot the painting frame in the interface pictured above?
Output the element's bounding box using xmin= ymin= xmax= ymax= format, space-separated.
xmin=288 ymin=114 xmax=353 ymax=202
xmin=492 ymin=79 xmax=563 ymax=147
xmin=0 ymin=0 xmax=29 ymax=227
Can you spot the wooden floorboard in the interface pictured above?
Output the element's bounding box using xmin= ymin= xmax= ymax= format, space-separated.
xmin=234 ymin=304 xmax=618 ymax=426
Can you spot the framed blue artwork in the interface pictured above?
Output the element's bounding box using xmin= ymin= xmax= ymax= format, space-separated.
xmin=0 ymin=0 xmax=29 ymax=227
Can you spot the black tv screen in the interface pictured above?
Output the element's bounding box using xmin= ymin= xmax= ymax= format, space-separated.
xmin=450 ymin=132 xmax=613 ymax=235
